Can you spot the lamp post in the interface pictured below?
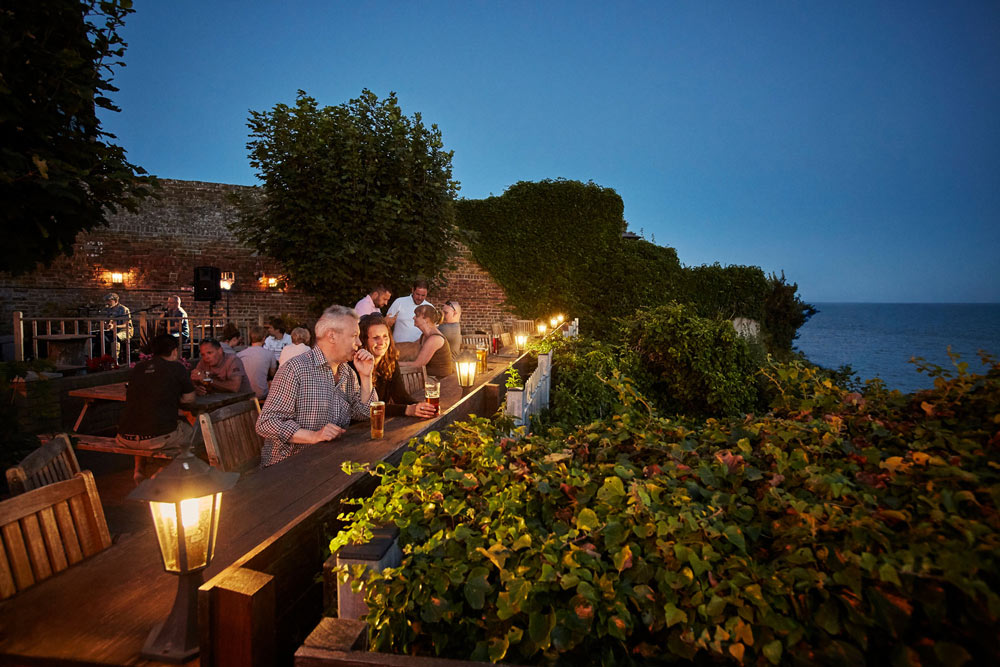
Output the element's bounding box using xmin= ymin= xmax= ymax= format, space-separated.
xmin=455 ymin=349 xmax=478 ymax=394
xmin=514 ymin=333 xmax=528 ymax=354
xmin=127 ymin=446 xmax=239 ymax=662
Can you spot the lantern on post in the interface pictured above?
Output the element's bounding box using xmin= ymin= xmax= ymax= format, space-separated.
xmin=537 ymin=322 xmax=547 ymax=335
xmin=455 ymin=349 xmax=479 ymax=394
xmin=514 ymin=333 xmax=528 ymax=353
xmin=127 ymin=447 xmax=239 ymax=662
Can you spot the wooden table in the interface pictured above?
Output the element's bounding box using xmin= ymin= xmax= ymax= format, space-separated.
xmin=0 ymin=360 xmax=513 ymax=665
xmin=68 ymin=381 xmax=254 ymax=432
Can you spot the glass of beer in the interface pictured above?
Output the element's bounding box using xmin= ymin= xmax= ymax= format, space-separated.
xmin=476 ymin=345 xmax=488 ymax=374
xmin=424 ymin=377 xmax=440 ymax=416
xmin=369 ymin=401 xmax=385 ymax=439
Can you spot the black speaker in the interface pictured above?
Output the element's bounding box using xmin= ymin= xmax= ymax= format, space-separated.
xmin=193 ymin=266 xmax=222 ymax=302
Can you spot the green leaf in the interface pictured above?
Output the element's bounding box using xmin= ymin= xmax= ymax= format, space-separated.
xmin=763 ymin=639 xmax=783 ymax=664
xmin=613 ymin=544 xmax=633 ymax=572
xmin=576 ymin=508 xmax=600 ymax=532
xmin=664 ymin=602 xmax=687 ymax=628
xmin=488 ymin=636 xmax=509 ymax=662
xmin=464 ymin=567 xmax=490 ymax=609
xmin=528 ymin=610 xmax=556 ymax=647
xmin=512 ymin=533 xmax=532 ymax=550
xmin=723 ymin=525 xmax=746 ymax=552
xmin=597 ymin=476 xmax=626 ymax=502
xmin=879 ymin=563 xmax=902 ymax=586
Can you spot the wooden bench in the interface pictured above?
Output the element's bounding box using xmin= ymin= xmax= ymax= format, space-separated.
xmin=72 ymin=433 xmax=175 ymax=459
xmin=398 ymin=363 xmax=427 ymax=400
xmin=198 ymin=398 xmax=263 ymax=473
xmin=0 ymin=471 xmax=111 ymax=600
xmin=462 ymin=333 xmax=490 ymax=349
xmin=6 ymin=434 xmax=81 ymax=496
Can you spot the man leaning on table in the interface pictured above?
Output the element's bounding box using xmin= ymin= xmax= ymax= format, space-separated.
xmin=117 ymin=334 xmax=197 ymax=484
xmin=191 ymin=339 xmax=253 ymax=395
xmin=256 ymin=305 xmax=377 ymax=467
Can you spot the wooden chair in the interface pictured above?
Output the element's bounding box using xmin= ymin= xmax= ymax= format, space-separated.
xmin=0 ymin=471 xmax=111 ymax=600
xmin=512 ymin=319 xmax=534 ymax=336
xmin=398 ymin=363 xmax=428 ymax=400
xmin=462 ymin=334 xmax=490 ymax=350
xmin=6 ymin=434 xmax=81 ymax=496
xmin=198 ymin=398 xmax=264 ymax=473
xmin=491 ymin=322 xmax=506 ymax=336
xmin=500 ymin=332 xmax=513 ymax=348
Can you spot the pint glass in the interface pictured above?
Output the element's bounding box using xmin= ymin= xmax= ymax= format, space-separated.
xmin=370 ymin=401 xmax=385 ymax=439
xmin=476 ymin=346 xmax=488 ymax=374
xmin=424 ymin=377 xmax=441 ymax=416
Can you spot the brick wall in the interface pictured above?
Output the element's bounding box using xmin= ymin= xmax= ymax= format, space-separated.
xmin=1 ymin=178 xmax=514 ymax=345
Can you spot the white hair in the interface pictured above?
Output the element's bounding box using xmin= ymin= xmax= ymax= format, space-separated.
xmin=314 ymin=305 xmax=358 ymax=339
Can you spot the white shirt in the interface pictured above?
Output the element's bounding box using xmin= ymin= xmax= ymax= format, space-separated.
xmin=386 ymin=295 xmax=433 ymax=343
xmin=263 ymin=332 xmax=292 ymax=361
xmin=278 ymin=342 xmax=311 ymax=366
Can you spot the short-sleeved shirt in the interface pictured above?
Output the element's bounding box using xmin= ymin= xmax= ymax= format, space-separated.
xmin=238 ymin=345 xmax=276 ymax=399
xmin=192 ymin=352 xmax=253 ymax=395
xmin=263 ymin=332 xmax=292 ymax=361
xmin=439 ymin=322 xmax=462 ymax=360
xmin=118 ymin=356 xmax=195 ymax=438
xmin=256 ymin=347 xmax=376 ymax=467
xmin=354 ymin=294 xmax=379 ymax=317
xmin=386 ymin=295 xmax=433 ymax=343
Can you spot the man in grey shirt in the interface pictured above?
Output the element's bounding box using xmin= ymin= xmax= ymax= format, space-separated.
xmin=237 ymin=325 xmax=277 ymax=400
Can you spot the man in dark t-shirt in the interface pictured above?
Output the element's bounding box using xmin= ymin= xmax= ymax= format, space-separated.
xmin=117 ymin=334 xmax=197 ymax=483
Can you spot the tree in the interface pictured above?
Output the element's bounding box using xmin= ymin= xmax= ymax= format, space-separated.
xmin=0 ymin=0 xmax=155 ymax=276
xmin=230 ymin=90 xmax=460 ymax=310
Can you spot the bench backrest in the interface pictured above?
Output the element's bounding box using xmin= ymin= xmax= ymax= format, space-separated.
xmin=461 ymin=334 xmax=490 ymax=350
xmin=6 ymin=434 xmax=81 ymax=496
xmin=398 ymin=363 xmax=427 ymax=400
xmin=0 ymin=471 xmax=111 ymax=600
xmin=199 ymin=398 xmax=264 ymax=473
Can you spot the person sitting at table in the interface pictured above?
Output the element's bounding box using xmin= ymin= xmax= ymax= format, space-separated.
xmin=278 ymin=327 xmax=311 ymax=365
xmin=220 ymin=322 xmax=242 ymax=354
xmin=102 ymin=292 xmax=133 ymax=363
xmin=191 ymin=339 xmax=253 ymax=395
xmin=256 ymin=305 xmax=377 ymax=468
xmin=237 ymin=325 xmax=276 ymax=400
xmin=411 ymin=304 xmax=453 ymax=378
xmin=355 ymin=313 xmax=436 ymax=418
xmin=263 ymin=317 xmax=292 ymax=362
xmin=161 ymin=294 xmax=190 ymax=342
xmin=354 ymin=284 xmax=392 ymax=317
xmin=439 ymin=300 xmax=462 ymax=360
xmin=117 ymin=334 xmax=197 ymax=484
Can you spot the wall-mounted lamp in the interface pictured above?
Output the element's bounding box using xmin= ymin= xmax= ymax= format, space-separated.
xmin=110 ymin=271 xmax=125 ymax=286
xmin=219 ymin=271 xmax=235 ymax=291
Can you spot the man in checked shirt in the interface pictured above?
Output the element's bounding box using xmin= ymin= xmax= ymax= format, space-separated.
xmin=256 ymin=305 xmax=377 ymax=467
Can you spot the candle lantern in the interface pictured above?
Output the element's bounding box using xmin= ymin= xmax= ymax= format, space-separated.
xmin=127 ymin=447 xmax=239 ymax=662
xmin=537 ymin=322 xmax=547 ymax=335
xmin=514 ymin=333 xmax=528 ymax=353
xmin=455 ymin=349 xmax=479 ymax=393
xmin=549 ymin=316 xmax=558 ymax=328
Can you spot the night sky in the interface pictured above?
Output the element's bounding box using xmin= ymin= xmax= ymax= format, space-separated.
xmin=99 ymin=1 xmax=1000 ymax=303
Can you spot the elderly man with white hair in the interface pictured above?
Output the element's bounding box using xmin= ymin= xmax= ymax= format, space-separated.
xmin=256 ymin=305 xmax=376 ymax=467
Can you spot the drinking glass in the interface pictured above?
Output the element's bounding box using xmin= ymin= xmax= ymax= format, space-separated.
xmin=370 ymin=401 xmax=385 ymax=439
xmin=424 ymin=377 xmax=441 ymax=416
xmin=476 ymin=345 xmax=488 ymax=374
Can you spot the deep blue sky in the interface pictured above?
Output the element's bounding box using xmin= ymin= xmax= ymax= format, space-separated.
xmin=99 ymin=1 xmax=1000 ymax=303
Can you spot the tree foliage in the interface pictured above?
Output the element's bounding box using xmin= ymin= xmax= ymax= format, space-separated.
xmin=230 ymin=90 xmax=460 ymax=310
xmin=0 ymin=0 xmax=155 ymax=275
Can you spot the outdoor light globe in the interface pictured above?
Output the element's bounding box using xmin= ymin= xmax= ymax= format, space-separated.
xmin=537 ymin=323 xmax=547 ymax=335
xmin=557 ymin=314 xmax=565 ymax=323
xmin=149 ymin=494 xmax=222 ymax=572
xmin=515 ymin=333 xmax=528 ymax=352
xmin=549 ymin=317 xmax=558 ymax=328
xmin=455 ymin=350 xmax=478 ymax=388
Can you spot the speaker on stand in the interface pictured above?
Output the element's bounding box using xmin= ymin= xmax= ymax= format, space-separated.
xmin=194 ymin=266 xmax=222 ymax=337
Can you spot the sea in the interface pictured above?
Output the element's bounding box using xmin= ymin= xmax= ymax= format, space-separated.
xmin=793 ymin=303 xmax=1000 ymax=394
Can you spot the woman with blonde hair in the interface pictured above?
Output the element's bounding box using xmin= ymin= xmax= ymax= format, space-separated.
xmin=411 ymin=304 xmax=453 ymax=378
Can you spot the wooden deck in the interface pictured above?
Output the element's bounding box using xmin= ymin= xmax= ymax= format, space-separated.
xmin=0 ymin=357 xmax=518 ymax=666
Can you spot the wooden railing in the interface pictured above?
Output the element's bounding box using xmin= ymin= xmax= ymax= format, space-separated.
xmin=13 ymin=311 xmax=267 ymax=362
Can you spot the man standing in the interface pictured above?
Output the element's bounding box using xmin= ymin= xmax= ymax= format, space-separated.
xmin=161 ymin=294 xmax=190 ymax=342
xmin=263 ymin=317 xmax=292 ymax=362
xmin=385 ymin=279 xmax=432 ymax=343
xmin=354 ymin=285 xmax=392 ymax=317
xmin=256 ymin=305 xmax=376 ymax=467
xmin=237 ymin=325 xmax=276 ymax=400
xmin=191 ymin=339 xmax=253 ymax=395
xmin=102 ymin=292 xmax=132 ymax=362
xmin=117 ymin=334 xmax=196 ymax=483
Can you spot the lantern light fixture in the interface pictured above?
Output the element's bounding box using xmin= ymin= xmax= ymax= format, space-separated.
xmin=537 ymin=322 xmax=547 ymax=335
xmin=514 ymin=333 xmax=528 ymax=353
xmin=454 ymin=349 xmax=479 ymax=393
xmin=110 ymin=271 xmax=125 ymax=286
xmin=219 ymin=271 xmax=235 ymax=291
xmin=127 ymin=446 xmax=239 ymax=662
xmin=549 ymin=316 xmax=558 ymax=328
xmin=557 ymin=314 xmax=565 ymax=324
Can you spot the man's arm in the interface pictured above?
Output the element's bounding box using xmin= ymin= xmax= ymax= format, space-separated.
xmin=256 ymin=364 xmax=344 ymax=445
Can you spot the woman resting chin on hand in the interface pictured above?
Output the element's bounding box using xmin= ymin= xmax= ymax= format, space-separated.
xmin=355 ymin=313 xmax=436 ymax=419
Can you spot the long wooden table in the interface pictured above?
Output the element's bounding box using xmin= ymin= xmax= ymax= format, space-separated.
xmin=0 ymin=359 xmax=513 ymax=665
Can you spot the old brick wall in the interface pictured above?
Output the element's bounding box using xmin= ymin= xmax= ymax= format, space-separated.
xmin=1 ymin=179 xmax=515 ymax=345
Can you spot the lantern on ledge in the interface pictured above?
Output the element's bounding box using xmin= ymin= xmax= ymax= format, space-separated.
xmin=549 ymin=316 xmax=558 ymax=328
xmin=455 ymin=349 xmax=479 ymax=393
xmin=514 ymin=333 xmax=528 ymax=353
xmin=557 ymin=314 xmax=565 ymax=324
xmin=127 ymin=446 xmax=239 ymax=662
xmin=537 ymin=322 xmax=547 ymax=335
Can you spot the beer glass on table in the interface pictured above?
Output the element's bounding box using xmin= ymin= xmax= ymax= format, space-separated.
xmin=370 ymin=401 xmax=385 ymax=439
xmin=476 ymin=345 xmax=488 ymax=374
xmin=424 ymin=377 xmax=441 ymax=416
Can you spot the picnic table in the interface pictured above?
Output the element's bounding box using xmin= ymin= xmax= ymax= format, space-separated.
xmin=0 ymin=367 xmax=487 ymax=665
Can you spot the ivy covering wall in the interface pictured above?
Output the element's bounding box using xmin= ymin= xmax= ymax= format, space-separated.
xmin=456 ymin=179 xmax=813 ymax=350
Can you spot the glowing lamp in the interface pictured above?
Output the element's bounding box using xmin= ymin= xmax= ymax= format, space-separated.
xmin=219 ymin=271 xmax=234 ymax=291
xmin=127 ymin=447 xmax=238 ymax=661
xmin=455 ymin=349 xmax=479 ymax=392
xmin=110 ymin=271 xmax=125 ymax=286
xmin=514 ymin=333 xmax=528 ymax=353
xmin=557 ymin=314 xmax=565 ymax=323
xmin=537 ymin=323 xmax=547 ymax=335
xmin=549 ymin=317 xmax=558 ymax=328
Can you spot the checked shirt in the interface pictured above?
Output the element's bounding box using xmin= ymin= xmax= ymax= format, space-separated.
xmin=256 ymin=346 xmax=376 ymax=467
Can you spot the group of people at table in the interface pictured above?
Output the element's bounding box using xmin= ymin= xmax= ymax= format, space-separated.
xmin=115 ymin=280 xmax=466 ymax=480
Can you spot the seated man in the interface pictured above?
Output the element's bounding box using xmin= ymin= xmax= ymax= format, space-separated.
xmin=161 ymin=294 xmax=190 ymax=342
xmin=237 ymin=325 xmax=276 ymax=400
xmin=191 ymin=339 xmax=253 ymax=395
xmin=219 ymin=322 xmax=242 ymax=354
xmin=117 ymin=334 xmax=197 ymax=483
xmin=102 ymin=292 xmax=133 ymax=363
xmin=256 ymin=305 xmax=376 ymax=467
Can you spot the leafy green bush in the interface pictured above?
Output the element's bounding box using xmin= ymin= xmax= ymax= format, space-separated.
xmin=617 ymin=303 xmax=760 ymax=417
xmin=333 ymin=351 xmax=999 ymax=665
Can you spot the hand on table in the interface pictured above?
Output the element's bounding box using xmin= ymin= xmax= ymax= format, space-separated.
xmin=406 ymin=402 xmax=436 ymax=419
xmin=312 ymin=423 xmax=345 ymax=443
